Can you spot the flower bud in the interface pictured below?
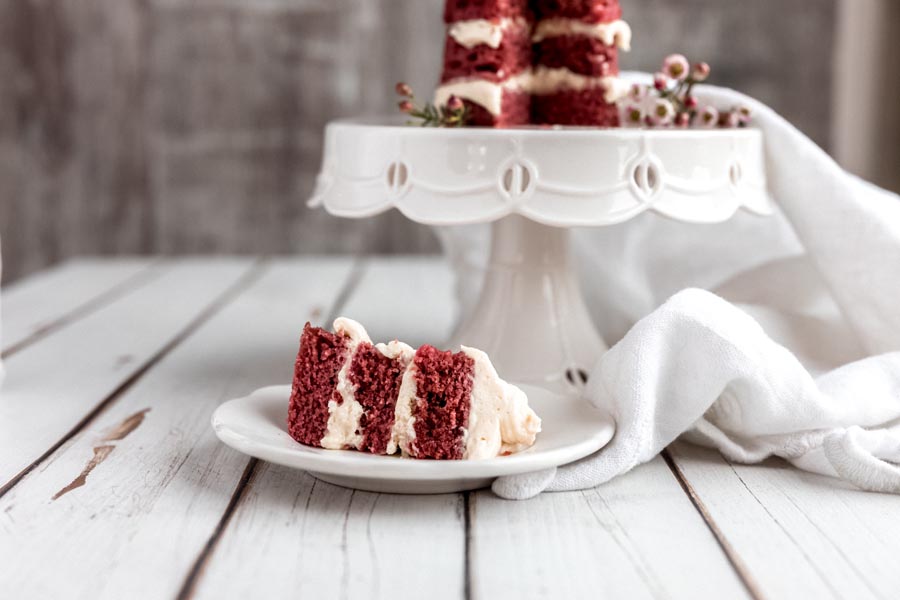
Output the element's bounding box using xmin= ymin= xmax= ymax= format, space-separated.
xmin=653 ymin=72 xmax=669 ymax=91
xmin=398 ymin=100 xmax=414 ymax=113
xmin=691 ymin=62 xmax=711 ymax=82
xmin=685 ymin=95 xmax=698 ymax=109
xmin=675 ymin=112 xmax=691 ymax=127
xmin=447 ymin=95 xmax=464 ymax=111
xmin=395 ymin=82 xmax=413 ymax=97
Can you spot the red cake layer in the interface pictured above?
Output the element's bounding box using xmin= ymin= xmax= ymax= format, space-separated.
xmin=444 ymin=0 xmax=531 ymax=23
xmin=460 ymin=89 xmax=530 ymax=127
xmin=534 ymin=35 xmax=618 ymax=77
xmin=409 ymin=346 xmax=474 ymax=460
xmin=288 ymin=324 xmax=349 ymax=448
xmin=532 ymin=0 xmax=621 ymax=22
xmin=441 ymin=26 xmax=532 ymax=83
xmin=349 ymin=342 xmax=407 ymax=455
xmin=532 ymin=88 xmax=620 ymax=126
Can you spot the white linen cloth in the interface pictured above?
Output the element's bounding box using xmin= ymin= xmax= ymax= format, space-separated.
xmin=436 ymin=76 xmax=900 ymax=500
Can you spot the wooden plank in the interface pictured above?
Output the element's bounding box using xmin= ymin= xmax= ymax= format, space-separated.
xmin=193 ymin=464 xmax=466 ymax=600
xmin=668 ymin=442 xmax=900 ymax=600
xmin=0 ymin=258 xmax=255 ymax=491
xmin=0 ymin=259 xmax=354 ymax=599
xmin=339 ymin=256 xmax=458 ymax=348
xmin=470 ymin=456 xmax=753 ymax=600
xmin=2 ymin=258 xmax=155 ymax=355
xmin=191 ymin=257 xmax=465 ymax=600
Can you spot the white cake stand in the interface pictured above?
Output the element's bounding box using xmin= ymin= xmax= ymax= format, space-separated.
xmin=309 ymin=118 xmax=773 ymax=393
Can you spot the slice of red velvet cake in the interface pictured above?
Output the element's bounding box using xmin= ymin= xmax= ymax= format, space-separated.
xmin=288 ymin=318 xmax=541 ymax=459
xmin=530 ymin=0 xmax=631 ymax=126
xmin=435 ymin=0 xmax=533 ymax=127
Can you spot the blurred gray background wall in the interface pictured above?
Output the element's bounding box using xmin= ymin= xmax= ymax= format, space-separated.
xmin=0 ymin=0 xmax=896 ymax=283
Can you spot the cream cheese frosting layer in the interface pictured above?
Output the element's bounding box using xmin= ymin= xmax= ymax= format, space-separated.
xmin=389 ymin=358 xmax=419 ymax=456
xmin=320 ymin=318 xmax=370 ymax=450
xmin=434 ymin=72 xmax=530 ymax=116
xmin=461 ymin=346 xmax=541 ymax=459
xmin=435 ymin=70 xmax=629 ymax=115
xmin=377 ymin=339 xmax=415 ymax=455
xmin=529 ymin=67 xmax=630 ymax=102
xmin=448 ymin=18 xmax=527 ymax=49
xmin=532 ymin=18 xmax=632 ymax=50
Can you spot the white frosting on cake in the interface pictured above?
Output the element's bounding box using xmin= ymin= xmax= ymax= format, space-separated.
xmin=530 ymin=67 xmax=630 ymax=102
xmin=434 ymin=72 xmax=530 ymax=116
xmin=532 ymin=18 xmax=632 ymax=50
xmin=389 ymin=359 xmax=419 ymax=456
xmin=461 ymin=346 xmax=541 ymax=459
xmin=435 ymin=69 xmax=629 ymax=115
xmin=448 ymin=18 xmax=525 ymax=49
xmin=320 ymin=318 xmax=370 ymax=450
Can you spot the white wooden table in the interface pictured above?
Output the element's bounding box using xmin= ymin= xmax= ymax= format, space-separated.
xmin=2 ymin=257 xmax=898 ymax=600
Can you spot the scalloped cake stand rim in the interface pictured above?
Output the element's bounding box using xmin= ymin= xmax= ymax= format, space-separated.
xmin=310 ymin=117 xmax=773 ymax=228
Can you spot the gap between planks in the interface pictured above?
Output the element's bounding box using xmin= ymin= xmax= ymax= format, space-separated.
xmin=0 ymin=260 xmax=267 ymax=500
xmin=176 ymin=459 xmax=261 ymax=600
xmin=1 ymin=259 xmax=163 ymax=359
xmin=175 ymin=258 xmax=370 ymax=600
xmin=662 ymin=448 xmax=767 ymax=600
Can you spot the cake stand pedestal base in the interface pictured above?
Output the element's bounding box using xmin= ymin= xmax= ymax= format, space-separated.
xmin=448 ymin=215 xmax=606 ymax=392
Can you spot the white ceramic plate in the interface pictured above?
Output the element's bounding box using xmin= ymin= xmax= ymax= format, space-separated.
xmin=212 ymin=384 xmax=615 ymax=494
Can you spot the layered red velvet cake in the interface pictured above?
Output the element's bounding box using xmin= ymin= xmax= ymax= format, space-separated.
xmin=288 ymin=318 xmax=541 ymax=460
xmin=435 ymin=0 xmax=534 ymax=127
xmin=435 ymin=0 xmax=631 ymax=126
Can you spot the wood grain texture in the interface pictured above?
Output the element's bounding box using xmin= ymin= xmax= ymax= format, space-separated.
xmin=0 ymin=259 xmax=253 ymax=490
xmin=470 ymin=456 xmax=752 ymax=600
xmin=668 ymin=442 xmax=900 ymax=600
xmin=339 ymin=256 xmax=459 ymax=348
xmin=193 ymin=465 xmax=466 ymax=600
xmin=0 ymin=259 xmax=354 ymax=600
xmin=2 ymin=258 xmax=153 ymax=355
xmin=0 ymin=0 xmax=839 ymax=282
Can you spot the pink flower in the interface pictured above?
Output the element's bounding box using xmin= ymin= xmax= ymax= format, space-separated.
xmin=721 ymin=110 xmax=741 ymax=128
xmin=653 ymin=72 xmax=669 ymax=91
xmin=624 ymin=104 xmax=644 ymax=125
xmin=691 ymin=62 xmax=711 ymax=82
xmin=446 ymin=95 xmax=464 ymax=111
xmin=398 ymin=100 xmax=414 ymax=113
xmin=662 ymin=54 xmax=690 ymax=81
xmin=395 ymin=82 xmax=413 ymax=97
xmin=737 ymin=105 xmax=752 ymax=125
xmin=652 ymin=98 xmax=676 ymax=125
xmin=698 ymin=106 xmax=719 ymax=128
xmin=629 ymin=84 xmax=646 ymax=102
